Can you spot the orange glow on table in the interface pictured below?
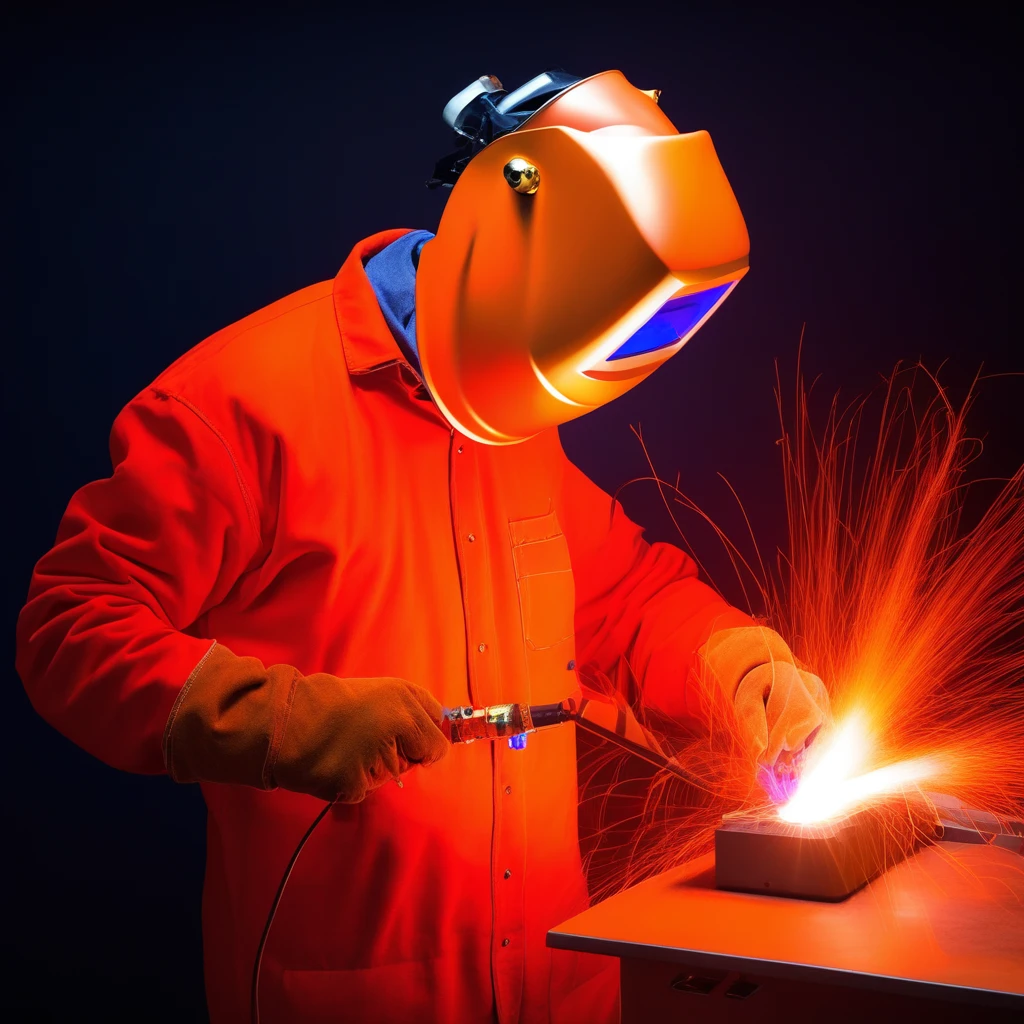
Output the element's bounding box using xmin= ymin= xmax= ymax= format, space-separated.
xmin=549 ymin=842 xmax=1024 ymax=1002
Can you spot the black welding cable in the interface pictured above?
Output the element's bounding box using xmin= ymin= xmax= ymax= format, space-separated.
xmin=251 ymin=798 xmax=336 ymax=1024
xmin=251 ymin=713 xmax=702 ymax=1022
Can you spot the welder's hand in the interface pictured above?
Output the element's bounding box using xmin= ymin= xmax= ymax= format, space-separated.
xmin=164 ymin=643 xmax=450 ymax=802
xmin=274 ymin=673 xmax=450 ymax=802
xmin=698 ymin=626 xmax=830 ymax=768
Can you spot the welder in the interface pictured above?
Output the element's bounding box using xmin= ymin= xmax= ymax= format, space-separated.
xmin=16 ymin=69 xmax=829 ymax=1023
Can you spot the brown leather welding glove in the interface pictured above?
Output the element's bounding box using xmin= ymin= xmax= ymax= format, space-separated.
xmin=698 ymin=626 xmax=830 ymax=767
xmin=164 ymin=642 xmax=449 ymax=802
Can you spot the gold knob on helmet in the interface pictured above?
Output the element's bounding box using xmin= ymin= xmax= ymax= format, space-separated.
xmin=503 ymin=158 xmax=540 ymax=195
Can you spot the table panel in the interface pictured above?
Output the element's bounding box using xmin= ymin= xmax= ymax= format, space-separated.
xmin=549 ymin=841 xmax=1024 ymax=1007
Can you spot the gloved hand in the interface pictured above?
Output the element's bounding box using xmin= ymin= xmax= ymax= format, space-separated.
xmin=698 ymin=626 xmax=830 ymax=768
xmin=164 ymin=643 xmax=449 ymax=802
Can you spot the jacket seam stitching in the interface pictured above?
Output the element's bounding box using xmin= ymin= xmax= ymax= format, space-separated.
xmin=163 ymin=639 xmax=218 ymax=776
xmin=154 ymin=389 xmax=262 ymax=544
xmin=263 ymin=668 xmax=301 ymax=790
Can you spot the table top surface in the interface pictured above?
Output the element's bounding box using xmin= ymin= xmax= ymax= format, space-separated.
xmin=549 ymin=841 xmax=1024 ymax=1005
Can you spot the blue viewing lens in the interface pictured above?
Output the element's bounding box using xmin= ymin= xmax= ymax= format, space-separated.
xmin=608 ymin=282 xmax=733 ymax=361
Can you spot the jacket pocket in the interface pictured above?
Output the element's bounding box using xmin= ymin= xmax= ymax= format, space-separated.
xmin=509 ymin=510 xmax=576 ymax=651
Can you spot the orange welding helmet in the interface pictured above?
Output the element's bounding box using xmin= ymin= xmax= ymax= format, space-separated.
xmin=416 ymin=69 xmax=750 ymax=445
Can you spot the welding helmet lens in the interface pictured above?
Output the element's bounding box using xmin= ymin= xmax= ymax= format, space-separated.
xmin=608 ymin=281 xmax=735 ymax=361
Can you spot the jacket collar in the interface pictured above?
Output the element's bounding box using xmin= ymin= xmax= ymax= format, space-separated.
xmin=333 ymin=229 xmax=416 ymax=375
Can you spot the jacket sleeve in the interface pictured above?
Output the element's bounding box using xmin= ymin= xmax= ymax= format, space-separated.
xmin=556 ymin=448 xmax=754 ymax=723
xmin=15 ymin=385 xmax=262 ymax=774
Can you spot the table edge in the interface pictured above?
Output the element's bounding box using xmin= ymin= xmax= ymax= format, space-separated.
xmin=545 ymin=929 xmax=1024 ymax=1009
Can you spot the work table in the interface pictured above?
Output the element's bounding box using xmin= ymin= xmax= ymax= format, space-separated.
xmin=549 ymin=841 xmax=1024 ymax=1022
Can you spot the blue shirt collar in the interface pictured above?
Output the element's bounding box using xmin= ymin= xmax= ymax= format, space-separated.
xmin=362 ymin=229 xmax=435 ymax=376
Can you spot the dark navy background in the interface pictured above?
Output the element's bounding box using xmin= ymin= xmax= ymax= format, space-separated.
xmin=3 ymin=5 xmax=1018 ymax=1020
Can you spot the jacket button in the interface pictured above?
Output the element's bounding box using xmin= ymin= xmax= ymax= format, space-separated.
xmin=567 ymin=659 xmax=576 ymax=670
xmin=467 ymin=533 xmax=476 ymax=542
xmin=505 ymin=786 xmax=512 ymax=795
xmin=478 ymin=643 xmax=487 ymax=653
xmin=457 ymin=445 xmax=464 ymax=454
xmin=504 ymin=869 xmax=512 ymax=879
xmin=502 ymin=938 xmax=510 ymax=947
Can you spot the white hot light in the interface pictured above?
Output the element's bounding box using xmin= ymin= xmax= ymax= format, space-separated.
xmin=779 ymin=710 xmax=939 ymax=825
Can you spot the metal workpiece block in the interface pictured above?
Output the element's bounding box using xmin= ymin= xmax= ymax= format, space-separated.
xmin=714 ymin=803 xmax=936 ymax=902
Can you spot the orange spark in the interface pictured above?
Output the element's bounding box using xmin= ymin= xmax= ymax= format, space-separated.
xmin=771 ymin=359 xmax=1024 ymax=830
xmin=578 ymin=355 xmax=1024 ymax=900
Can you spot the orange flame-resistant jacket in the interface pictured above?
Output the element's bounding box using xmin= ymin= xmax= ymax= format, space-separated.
xmin=16 ymin=231 xmax=752 ymax=1024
